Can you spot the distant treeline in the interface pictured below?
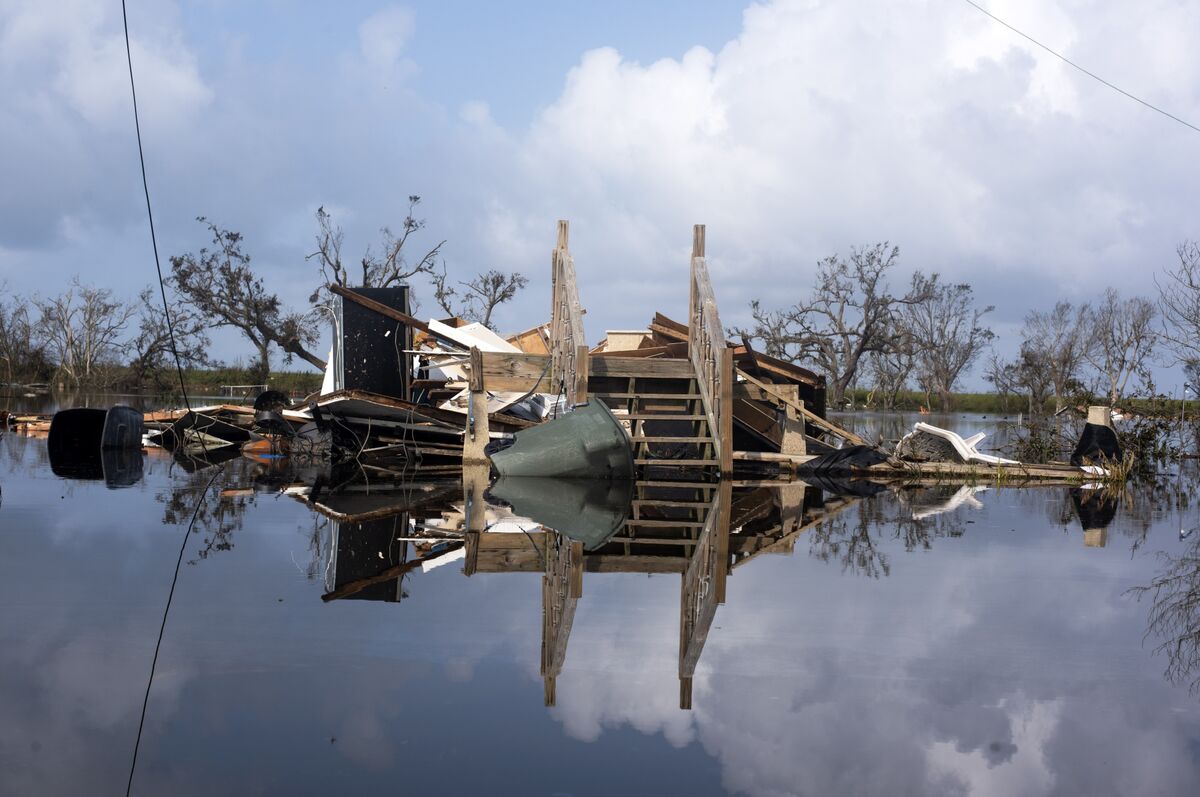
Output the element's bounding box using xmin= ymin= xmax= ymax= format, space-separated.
xmin=736 ymin=240 xmax=1200 ymax=415
xmin=0 ymin=196 xmax=527 ymax=393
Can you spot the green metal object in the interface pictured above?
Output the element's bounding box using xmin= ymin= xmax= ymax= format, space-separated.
xmin=488 ymin=401 xmax=634 ymax=479
xmin=489 ymin=477 xmax=633 ymax=550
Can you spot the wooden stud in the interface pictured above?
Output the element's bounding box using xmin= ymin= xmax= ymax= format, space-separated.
xmin=468 ymin=346 xmax=484 ymax=393
xmin=719 ymin=347 xmax=734 ymax=476
xmin=692 ymin=224 xmax=705 ymax=258
xmin=573 ymin=344 xmax=589 ymax=407
xmin=462 ymin=349 xmax=490 ymax=467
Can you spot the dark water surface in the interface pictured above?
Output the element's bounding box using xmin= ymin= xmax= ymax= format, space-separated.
xmin=2 ymin=415 xmax=1200 ymax=796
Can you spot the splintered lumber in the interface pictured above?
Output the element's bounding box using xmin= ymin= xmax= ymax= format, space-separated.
xmin=735 ymin=368 xmax=867 ymax=447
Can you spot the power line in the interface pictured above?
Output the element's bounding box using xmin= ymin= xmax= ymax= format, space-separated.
xmin=120 ymin=1 xmax=211 ymax=795
xmin=121 ymin=0 xmax=195 ymax=409
xmin=958 ymin=0 xmax=1200 ymax=135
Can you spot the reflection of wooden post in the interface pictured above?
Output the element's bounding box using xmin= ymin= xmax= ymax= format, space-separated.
xmin=462 ymin=463 xmax=488 ymax=576
xmin=542 ymin=534 xmax=582 ymax=706
xmin=1084 ymin=528 xmax=1108 ymax=548
xmin=462 ymin=347 xmax=490 ymax=466
xmin=776 ymin=482 xmax=807 ymax=538
xmin=679 ymin=481 xmax=731 ymax=709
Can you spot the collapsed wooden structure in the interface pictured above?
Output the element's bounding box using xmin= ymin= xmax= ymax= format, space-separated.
xmin=325 ymin=220 xmax=843 ymax=480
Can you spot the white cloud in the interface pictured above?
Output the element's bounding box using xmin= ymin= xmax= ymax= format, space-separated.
xmin=358 ymin=5 xmax=415 ymax=72
xmin=2 ymin=0 xmax=1198 ymax=379
xmin=475 ymin=0 xmax=1200 ymax=351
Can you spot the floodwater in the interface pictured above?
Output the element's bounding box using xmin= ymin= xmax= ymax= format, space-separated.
xmin=2 ymin=410 xmax=1199 ymax=796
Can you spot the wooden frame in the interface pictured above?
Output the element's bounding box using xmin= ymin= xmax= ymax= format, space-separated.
xmin=687 ymin=225 xmax=734 ymax=475
xmin=550 ymin=220 xmax=587 ymax=404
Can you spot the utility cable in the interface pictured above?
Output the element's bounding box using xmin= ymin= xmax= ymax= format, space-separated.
xmin=958 ymin=0 xmax=1200 ymax=135
xmin=124 ymin=469 xmax=221 ymax=797
xmin=121 ymin=2 xmax=214 ymax=794
xmin=121 ymin=0 xmax=196 ymax=408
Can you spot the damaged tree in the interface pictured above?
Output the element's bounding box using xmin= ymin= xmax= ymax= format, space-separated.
xmin=903 ymin=273 xmax=994 ymax=411
xmin=432 ymin=267 xmax=529 ymax=330
xmin=127 ymin=286 xmax=214 ymax=390
xmin=1084 ymin=288 xmax=1156 ymax=404
xmin=1158 ymin=241 xmax=1200 ymax=373
xmin=171 ymin=217 xmax=324 ymax=384
xmin=308 ymin=197 xmax=445 ymax=306
xmin=34 ymin=278 xmax=136 ymax=387
xmin=735 ymin=243 xmax=924 ymax=407
xmin=310 ymin=198 xmax=528 ymax=331
xmin=0 ymin=286 xmax=52 ymax=384
xmin=1019 ymin=301 xmax=1090 ymax=414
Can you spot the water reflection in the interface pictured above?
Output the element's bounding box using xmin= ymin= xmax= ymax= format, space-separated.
xmin=292 ymin=468 xmax=1153 ymax=713
xmin=1129 ymin=531 xmax=1200 ymax=694
xmin=7 ymin=425 xmax=1200 ymax=795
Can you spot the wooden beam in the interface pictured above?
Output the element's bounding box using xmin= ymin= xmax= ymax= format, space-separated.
xmin=330 ymin=284 xmax=464 ymax=346
xmin=719 ymin=347 xmax=733 ymax=476
xmin=861 ymin=459 xmax=1101 ymax=481
xmin=473 ymin=351 xmax=694 ymax=391
xmin=573 ymin=344 xmax=589 ymax=406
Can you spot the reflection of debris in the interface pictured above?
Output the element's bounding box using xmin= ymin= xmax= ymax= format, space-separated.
xmin=909 ymin=485 xmax=988 ymax=520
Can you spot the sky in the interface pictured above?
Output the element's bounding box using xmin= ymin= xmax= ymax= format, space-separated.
xmin=1 ymin=0 xmax=1198 ymax=389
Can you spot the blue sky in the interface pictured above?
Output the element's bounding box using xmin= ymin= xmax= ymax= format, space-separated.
xmin=2 ymin=0 xmax=1198 ymax=390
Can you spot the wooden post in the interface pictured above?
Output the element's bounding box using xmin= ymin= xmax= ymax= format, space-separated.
xmin=692 ymin=224 xmax=705 ymax=258
xmin=462 ymin=347 xmax=490 ymax=466
xmin=573 ymin=344 xmax=589 ymax=407
xmin=778 ymin=385 xmax=806 ymax=459
xmin=1087 ymin=405 xmax=1113 ymax=428
xmin=718 ymin=347 xmax=733 ymax=476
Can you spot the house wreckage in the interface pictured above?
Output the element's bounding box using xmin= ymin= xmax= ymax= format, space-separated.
xmin=6 ymin=221 xmax=1129 ymax=709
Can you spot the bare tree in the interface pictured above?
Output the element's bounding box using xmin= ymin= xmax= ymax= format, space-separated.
xmin=1022 ymin=301 xmax=1090 ymax=413
xmin=904 ymin=272 xmax=994 ymax=411
xmin=308 ymin=198 xmax=445 ymax=313
xmin=432 ymin=265 xmax=529 ymax=330
xmin=734 ymin=243 xmax=920 ymax=406
xmin=34 ymin=278 xmax=136 ymax=387
xmin=127 ymin=286 xmax=214 ymax=390
xmin=1084 ymin=288 xmax=1156 ymax=404
xmin=310 ymin=201 xmax=527 ymax=330
xmin=0 ymin=286 xmax=51 ymax=385
xmin=1157 ymin=241 xmax=1200 ymax=367
xmin=171 ymin=218 xmax=323 ymax=384
xmin=866 ymin=334 xmax=916 ymax=410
